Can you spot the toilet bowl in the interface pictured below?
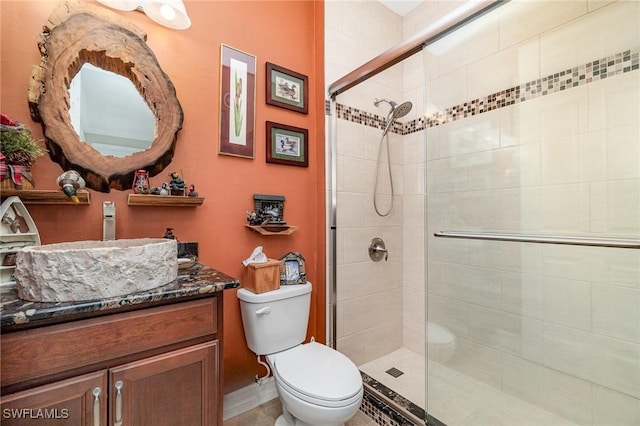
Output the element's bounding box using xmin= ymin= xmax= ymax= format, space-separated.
xmin=427 ymin=322 xmax=457 ymax=363
xmin=237 ymin=283 xmax=363 ymax=426
xmin=268 ymin=342 xmax=363 ymax=426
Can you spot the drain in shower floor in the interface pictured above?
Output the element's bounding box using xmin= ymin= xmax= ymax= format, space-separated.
xmin=385 ymin=367 xmax=404 ymax=378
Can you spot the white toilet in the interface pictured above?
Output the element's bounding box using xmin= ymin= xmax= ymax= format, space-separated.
xmin=426 ymin=322 xmax=457 ymax=363
xmin=237 ymin=283 xmax=363 ymax=426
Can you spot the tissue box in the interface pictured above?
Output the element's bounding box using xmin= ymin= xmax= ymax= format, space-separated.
xmin=243 ymin=258 xmax=281 ymax=294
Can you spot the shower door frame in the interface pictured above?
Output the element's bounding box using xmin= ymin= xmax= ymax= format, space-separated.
xmin=325 ymin=0 xmax=506 ymax=350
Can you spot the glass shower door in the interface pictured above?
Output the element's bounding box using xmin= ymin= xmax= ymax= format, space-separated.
xmin=424 ymin=1 xmax=640 ymax=425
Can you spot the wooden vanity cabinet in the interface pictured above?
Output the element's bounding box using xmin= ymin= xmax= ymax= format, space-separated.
xmin=1 ymin=295 xmax=223 ymax=426
xmin=1 ymin=371 xmax=108 ymax=426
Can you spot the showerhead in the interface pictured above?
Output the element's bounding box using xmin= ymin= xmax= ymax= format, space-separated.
xmin=391 ymin=101 xmax=412 ymax=119
xmin=375 ymin=98 xmax=413 ymax=135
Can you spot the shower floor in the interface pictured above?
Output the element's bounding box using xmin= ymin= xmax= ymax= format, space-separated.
xmin=359 ymin=348 xmax=577 ymax=426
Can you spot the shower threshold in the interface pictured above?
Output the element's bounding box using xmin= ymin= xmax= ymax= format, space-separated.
xmin=361 ymin=371 xmax=444 ymax=426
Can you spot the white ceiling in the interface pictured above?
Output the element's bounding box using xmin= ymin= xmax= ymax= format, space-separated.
xmin=377 ymin=0 xmax=425 ymax=16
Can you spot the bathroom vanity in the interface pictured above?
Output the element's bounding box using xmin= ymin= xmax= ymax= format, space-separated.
xmin=0 ymin=264 xmax=239 ymax=426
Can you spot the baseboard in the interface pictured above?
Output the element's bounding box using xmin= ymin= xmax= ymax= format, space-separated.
xmin=222 ymin=377 xmax=278 ymax=420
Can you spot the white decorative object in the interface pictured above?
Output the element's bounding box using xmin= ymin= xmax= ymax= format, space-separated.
xmin=15 ymin=238 xmax=177 ymax=302
xmin=0 ymin=196 xmax=41 ymax=289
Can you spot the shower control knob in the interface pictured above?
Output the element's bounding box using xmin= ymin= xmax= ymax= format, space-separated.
xmin=368 ymin=237 xmax=388 ymax=262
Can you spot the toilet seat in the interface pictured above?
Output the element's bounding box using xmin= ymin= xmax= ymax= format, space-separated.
xmin=268 ymin=342 xmax=362 ymax=408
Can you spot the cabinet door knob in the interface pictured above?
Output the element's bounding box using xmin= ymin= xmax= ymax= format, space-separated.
xmin=114 ymin=381 xmax=123 ymax=426
xmin=92 ymin=387 xmax=101 ymax=426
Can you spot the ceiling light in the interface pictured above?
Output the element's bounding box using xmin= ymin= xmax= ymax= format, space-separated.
xmin=143 ymin=0 xmax=191 ymax=30
xmin=96 ymin=0 xmax=191 ymax=30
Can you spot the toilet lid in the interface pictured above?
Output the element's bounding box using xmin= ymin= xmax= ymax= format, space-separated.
xmin=272 ymin=342 xmax=362 ymax=402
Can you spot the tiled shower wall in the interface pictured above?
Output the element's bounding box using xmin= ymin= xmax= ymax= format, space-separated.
xmin=423 ymin=1 xmax=639 ymax=424
xmin=326 ymin=0 xmax=410 ymax=366
xmin=327 ymin=0 xmax=639 ymax=424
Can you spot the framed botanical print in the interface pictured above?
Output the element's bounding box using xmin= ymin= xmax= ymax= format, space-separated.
xmin=266 ymin=62 xmax=308 ymax=114
xmin=219 ymin=45 xmax=256 ymax=158
xmin=266 ymin=121 xmax=308 ymax=167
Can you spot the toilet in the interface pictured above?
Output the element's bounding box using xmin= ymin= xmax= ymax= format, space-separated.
xmin=426 ymin=321 xmax=457 ymax=363
xmin=237 ymin=283 xmax=363 ymax=426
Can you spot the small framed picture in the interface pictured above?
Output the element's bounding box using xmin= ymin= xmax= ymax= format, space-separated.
xmin=219 ymin=44 xmax=256 ymax=158
xmin=266 ymin=62 xmax=308 ymax=114
xmin=279 ymin=252 xmax=306 ymax=285
xmin=266 ymin=121 xmax=308 ymax=167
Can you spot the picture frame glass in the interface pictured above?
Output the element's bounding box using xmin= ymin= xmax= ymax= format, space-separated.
xmin=285 ymin=260 xmax=300 ymax=282
xmin=273 ymin=128 xmax=304 ymax=160
xmin=267 ymin=122 xmax=308 ymax=167
xmin=266 ymin=63 xmax=308 ymax=114
xmin=271 ymin=70 xmax=304 ymax=109
xmin=219 ymin=45 xmax=256 ymax=158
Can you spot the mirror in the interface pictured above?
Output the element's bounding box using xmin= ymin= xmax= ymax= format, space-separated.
xmin=69 ymin=64 xmax=156 ymax=157
xmin=28 ymin=0 xmax=183 ymax=192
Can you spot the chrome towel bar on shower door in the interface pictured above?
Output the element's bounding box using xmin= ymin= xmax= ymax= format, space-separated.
xmin=434 ymin=231 xmax=640 ymax=249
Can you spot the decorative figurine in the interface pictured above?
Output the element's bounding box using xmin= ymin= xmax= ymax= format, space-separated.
xmin=187 ymin=184 xmax=198 ymax=197
xmin=56 ymin=170 xmax=85 ymax=204
xmin=163 ymin=227 xmax=175 ymax=239
xmin=246 ymin=211 xmax=263 ymax=225
xmin=132 ymin=170 xmax=150 ymax=194
xmin=168 ymin=171 xmax=186 ymax=196
xmin=150 ymin=182 xmax=169 ymax=195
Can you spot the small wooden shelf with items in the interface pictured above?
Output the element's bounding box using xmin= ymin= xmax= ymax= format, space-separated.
xmin=246 ymin=194 xmax=295 ymax=235
xmin=128 ymin=194 xmax=204 ymax=207
xmin=245 ymin=224 xmax=297 ymax=236
xmin=0 ymin=189 xmax=90 ymax=205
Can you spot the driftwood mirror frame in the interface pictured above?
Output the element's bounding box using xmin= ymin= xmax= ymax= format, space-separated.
xmin=28 ymin=1 xmax=183 ymax=192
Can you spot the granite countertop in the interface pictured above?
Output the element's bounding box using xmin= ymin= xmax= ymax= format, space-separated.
xmin=0 ymin=263 xmax=239 ymax=331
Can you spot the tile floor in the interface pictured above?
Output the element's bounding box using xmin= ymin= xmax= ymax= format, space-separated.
xmin=224 ymin=347 xmax=579 ymax=426
xmin=359 ymin=348 xmax=577 ymax=426
xmin=222 ymin=398 xmax=377 ymax=426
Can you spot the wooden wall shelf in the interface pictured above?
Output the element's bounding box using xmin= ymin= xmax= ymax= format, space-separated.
xmin=245 ymin=225 xmax=297 ymax=236
xmin=0 ymin=189 xmax=90 ymax=205
xmin=128 ymin=194 xmax=204 ymax=207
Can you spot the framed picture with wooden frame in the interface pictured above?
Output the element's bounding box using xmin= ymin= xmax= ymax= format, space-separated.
xmin=266 ymin=62 xmax=308 ymax=114
xmin=219 ymin=44 xmax=256 ymax=158
xmin=266 ymin=121 xmax=308 ymax=167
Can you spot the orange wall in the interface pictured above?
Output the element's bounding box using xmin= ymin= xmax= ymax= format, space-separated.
xmin=0 ymin=0 xmax=325 ymax=394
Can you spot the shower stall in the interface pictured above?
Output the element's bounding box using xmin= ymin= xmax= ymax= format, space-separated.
xmin=326 ymin=1 xmax=640 ymax=425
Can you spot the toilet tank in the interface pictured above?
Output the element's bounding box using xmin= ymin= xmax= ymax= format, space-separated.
xmin=237 ymin=282 xmax=312 ymax=355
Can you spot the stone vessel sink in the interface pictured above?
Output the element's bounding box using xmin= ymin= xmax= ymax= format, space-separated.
xmin=15 ymin=238 xmax=178 ymax=302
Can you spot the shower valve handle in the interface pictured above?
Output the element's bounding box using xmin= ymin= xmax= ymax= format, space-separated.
xmin=369 ymin=238 xmax=388 ymax=262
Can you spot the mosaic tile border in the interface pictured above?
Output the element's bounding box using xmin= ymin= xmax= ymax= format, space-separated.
xmin=328 ymin=49 xmax=639 ymax=136
xmin=360 ymin=386 xmax=419 ymax=426
xmin=360 ymin=372 xmax=446 ymax=426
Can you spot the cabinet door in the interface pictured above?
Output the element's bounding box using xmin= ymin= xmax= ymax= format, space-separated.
xmin=109 ymin=341 xmax=218 ymax=426
xmin=0 ymin=370 xmax=107 ymax=426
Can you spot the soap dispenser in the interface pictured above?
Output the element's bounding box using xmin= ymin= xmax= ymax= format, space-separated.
xmin=103 ymin=202 xmax=116 ymax=241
